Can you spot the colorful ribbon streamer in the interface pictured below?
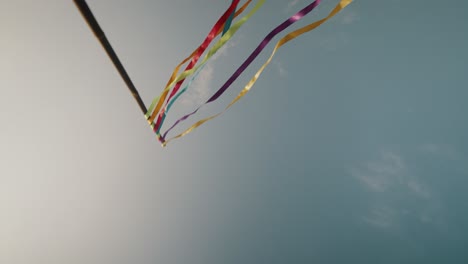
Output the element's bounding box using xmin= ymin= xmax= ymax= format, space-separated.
xmin=154 ymin=0 xmax=319 ymax=138
xmin=161 ymin=0 xmax=353 ymax=146
xmin=145 ymin=0 xmax=252 ymax=125
xmin=151 ymin=2 xmax=241 ymax=135
xmin=76 ymin=0 xmax=354 ymax=148
xmin=146 ymin=0 xmax=266 ymax=130
xmin=145 ymin=0 xmax=241 ymax=123
xmin=160 ymin=0 xmax=322 ymax=141
xmin=152 ymin=1 xmax=239 ymax=134
xmin=154 ymin=59 xmax=206 ymax=135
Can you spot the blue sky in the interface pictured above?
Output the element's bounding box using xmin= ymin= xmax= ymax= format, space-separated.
xmin=1 ymin=0 xmax=468 ymax=263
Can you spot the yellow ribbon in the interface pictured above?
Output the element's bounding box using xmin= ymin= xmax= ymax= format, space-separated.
xmin=162 ymin=0 xmax=353 ymax=146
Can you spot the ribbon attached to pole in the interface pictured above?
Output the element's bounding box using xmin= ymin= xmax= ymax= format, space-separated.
xmin=145 ymin=0 xmax=241 ymax=124
xmin=146 ymin=0 xmax=252 ymax=124
xmin=146 ymin=0 xmax=266 ymax=133
xmin=161 ymin=0 xmax=353 ymax=146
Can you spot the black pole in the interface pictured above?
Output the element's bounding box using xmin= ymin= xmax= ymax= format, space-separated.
xmin=73 ymin=0 xmax=148 ymax=115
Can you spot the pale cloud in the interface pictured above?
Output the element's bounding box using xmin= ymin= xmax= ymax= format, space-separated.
xmin=351 ymin=150 xmax=436 ymax=230
xmin=420 ymin=143 xmax=458 ymax=158
xmin=341 ymin=11 xmax=359 ymax=25
xmin=181 ymin=40 xmax=238 ymax=106
xmin=351 ymin=150 xmax=430 ymax=199
xmin=285 ymin=0 xmax=301 ymax=12
xmin=182 ymin=63 xmax=215 ymax=106
xmin=288 ymin=0 xmax=301 ymax=8
xmin=351 ymin=168 xmax=389 ymax=193
xmin=275 ymin=61 xmax=287 ymax=77
xmin=351 ymin=150 xmax=405 ymax=193
xmin=407 ymin=180 xmax=431 ymax=199
xmin=211 ymin=39 xmax=238 ymax=60
xmin=363 ymin=206 xmax=398 ymax=229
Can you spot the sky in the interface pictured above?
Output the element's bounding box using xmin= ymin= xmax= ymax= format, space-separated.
xmin=1 ymin=0 xmax=468 ymax=263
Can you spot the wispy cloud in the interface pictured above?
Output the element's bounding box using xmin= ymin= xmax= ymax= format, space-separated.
xmin=211 ymin=39 xmax=238 ymax=61
xmin=285 ymin=0 xmax=302 ymax=12
xmin=420 ymin=143 xmax=458 ymax=158
xmin=363 ymin=206 xmax=398 ymax=229
xmin=181 ymin=40 xmax=238 ymax=106
xmin=274 ymin=61 xmax=287 ymax=77
xmin=341 ymin=10 xmax=359 ymax=25
xmin=288 ymin=0 xmax=301 ymax=8
xmin=351 ymin=151 xmax=405 ymax=193
xmin=351 ymin=150 xmax=434 ymax=230
xmin=407 ymin=180 xmax=431 ymax=199
xmin=182 ymin=63 xmax=214 ymax=106
xmin=351 ymin=150 xmax=431 ymax=199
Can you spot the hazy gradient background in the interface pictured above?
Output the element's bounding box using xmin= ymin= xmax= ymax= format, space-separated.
xmin=1 ymin=0 xmax=468 ymax=263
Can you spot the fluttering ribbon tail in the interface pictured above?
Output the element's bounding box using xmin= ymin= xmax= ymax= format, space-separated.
xmin=161 ymin=0 xmax=353 ymax=146
xmin=152 ymin=1 xmax=244 ymax=136
xmin=146 ymin=0 xmax=266 ymax=134
xmin=145 ymin=0 xmax=242 ymax=125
